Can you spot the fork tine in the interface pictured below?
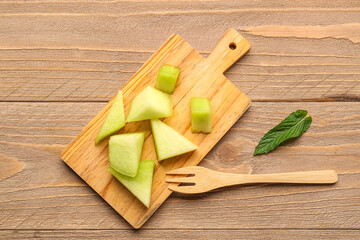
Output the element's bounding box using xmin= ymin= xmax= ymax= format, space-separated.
xmin=166 ymin=177 xmax=195 ymax=183
xmin=168 ymin=185 xmax=198 ymax=194
xmin=166 ymin=166 xmax=199 ymax=175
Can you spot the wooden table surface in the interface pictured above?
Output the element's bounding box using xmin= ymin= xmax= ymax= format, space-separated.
xmin=1 ymin=1 xmax=359 ymax=239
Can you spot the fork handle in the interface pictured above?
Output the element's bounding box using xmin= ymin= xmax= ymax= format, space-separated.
xmin=220 ymin=170 xmax=338 ymax=186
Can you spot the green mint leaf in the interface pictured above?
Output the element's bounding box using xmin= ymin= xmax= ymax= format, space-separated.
xmin=254 ymin=110 xmax=312 ymax=155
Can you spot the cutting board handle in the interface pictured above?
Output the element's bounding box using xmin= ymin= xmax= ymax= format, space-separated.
xmin=206 ymin=28 xmax=251 ymax=73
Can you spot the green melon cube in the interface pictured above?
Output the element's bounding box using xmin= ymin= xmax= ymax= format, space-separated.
xmin=109 ymin=132 xmax=145 ymax=177
xmin=126 ymin=86 xmax=173 ymax=122
xmin=191 ymin=97 xmax=212 ymax=133
xmin=95 ymin=90 xmax=125 ymax=145
xmin=155 ymin=64 xmax=180 ymax=94
xmin=150 ymin=119 xmax=198 ymax=161
xmin=108 ymin=160 xmax=155 ymax=208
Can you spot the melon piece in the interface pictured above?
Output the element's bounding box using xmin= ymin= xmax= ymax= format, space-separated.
xmin=95 ymin=90 xmax=125 ymax=145
xmin=109 ymin=132 xmax=145 ymax=177
xmin=108 ymin=160 xmax=155 ymax=208
xmin=126 ymin=86 xmax=173 ymax=122
xmin=155 ymin=64 xmax=180 ymax=94
xmin=150 ymin=119 xmax=198 ymax=161
xmin=191 ymin=97 xmax=212 ymax=133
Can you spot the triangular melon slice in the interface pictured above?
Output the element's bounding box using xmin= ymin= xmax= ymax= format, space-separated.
xmin=126 ymin=86 xmax=172 ymax=122
xmin=109 ymin=132 xmax=145 ymax=177
xmin=108 ymin=160 xmax=155 ymax=208
xmin=95 ymin=90 xmax=125 ymax=145
xmin=150 ymin=119 xmax=198 ymax=161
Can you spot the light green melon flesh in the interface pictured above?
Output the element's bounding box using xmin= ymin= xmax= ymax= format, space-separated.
xmin=95 ymin=90 xmax=125 ymax=145
xmin=155 ymin=64 xmax=180 ymax=94
xmin=191 ymin=97 xmax=212 ymax=133
xmin=150 ymin=119 xmax=198 ymax=161
xmin=109 ymin=132 xmax=145 ymax=177
xmin=108 ymin=160 xmax=155 ymax=208
xmin=126 ymin=86 xmax=172 ymax=122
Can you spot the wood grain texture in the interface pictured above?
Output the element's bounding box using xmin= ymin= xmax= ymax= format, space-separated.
xmin=0 ymin=0 xmax=359 ymax=102
xmin=0 ymin=102 xmax=359 ymax=230
xmin=60 ymin=29 xmax=251 ymax=228
xmin=1 ymin=229 xmax=359 ymax=240
xmin=1 ymin=0 xmax=359 ymax=237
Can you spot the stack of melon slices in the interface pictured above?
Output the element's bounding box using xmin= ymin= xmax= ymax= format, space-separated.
xmin=95 ymin=64 xmax=211 ymax=208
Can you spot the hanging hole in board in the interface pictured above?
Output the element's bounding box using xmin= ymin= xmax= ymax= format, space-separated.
xmin=229 ymin=42 xmax=237 ymax=50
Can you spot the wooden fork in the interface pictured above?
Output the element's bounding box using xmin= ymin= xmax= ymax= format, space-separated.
xmin=166 ymin=166 xmax=338 ymax=194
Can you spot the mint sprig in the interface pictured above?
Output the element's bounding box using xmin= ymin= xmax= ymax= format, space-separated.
xmin=254 ymin=110 xmax=312 ymax=155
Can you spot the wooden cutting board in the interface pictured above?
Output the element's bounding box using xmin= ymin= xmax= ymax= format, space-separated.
xmin=60 ymin=28 xmax=251 ymax=228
